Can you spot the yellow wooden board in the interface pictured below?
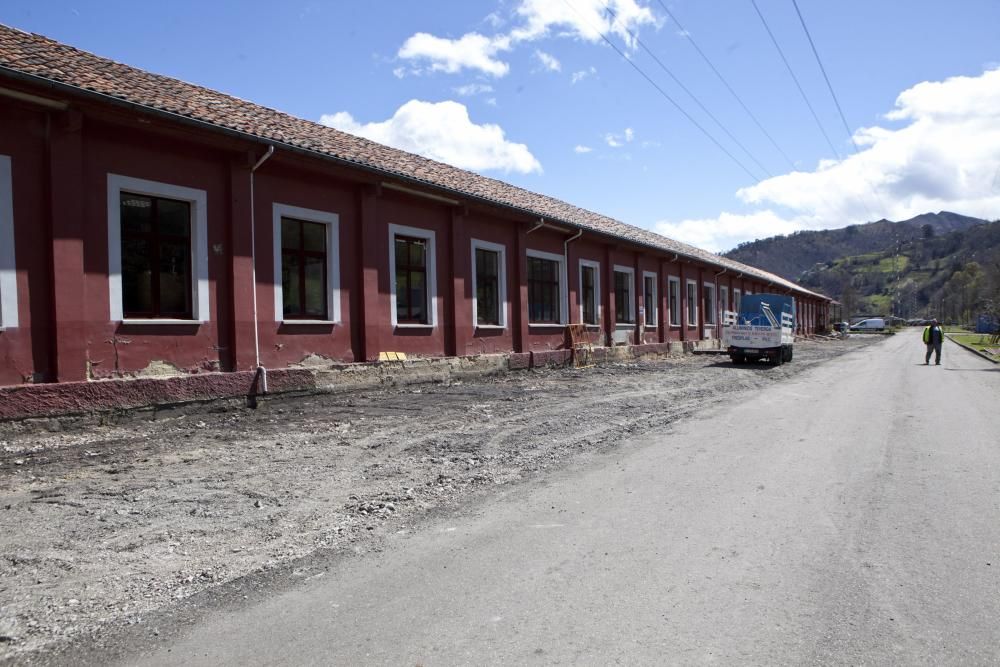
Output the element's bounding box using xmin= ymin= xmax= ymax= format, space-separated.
xmin=378 ymin=351 xmax=407 ymax=362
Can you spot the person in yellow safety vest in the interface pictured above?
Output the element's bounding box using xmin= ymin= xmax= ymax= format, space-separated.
xmin=923 ymin=318 xmax=944 ymax=365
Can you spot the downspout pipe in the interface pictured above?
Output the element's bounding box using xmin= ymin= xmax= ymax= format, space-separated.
xmin=526 ymin=218 xmax=545 ymax=234
xmin=249 ymin=146 xmax=274 ymax=393
xmin=563 ymin=228 xmax=583 ymax=259
xmin=564 ymin=229 xmax=583 ymax=323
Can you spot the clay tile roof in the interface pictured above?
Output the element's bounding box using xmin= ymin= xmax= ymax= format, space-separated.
xmin=0 ymin=23 xmax=827 ymax=300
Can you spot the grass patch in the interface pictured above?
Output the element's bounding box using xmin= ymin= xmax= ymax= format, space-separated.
xmin=949 ymin=333 xmax=1000 ymax=361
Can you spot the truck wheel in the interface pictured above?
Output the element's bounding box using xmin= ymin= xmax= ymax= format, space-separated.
xmin=785 ymin=347 xmax=793 ymax=362
xmin=731 ymin=355 xmax=744 ymax=365
xmin=773 ymin=351 xmax=783 ymax=366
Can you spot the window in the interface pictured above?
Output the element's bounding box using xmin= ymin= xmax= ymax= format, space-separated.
xmin=733 ymin=288 xmax=742 ymax=312
xmin=579 ymin=260 xmax=600 ymax=325
xmin=273 ymin=203 xmax=340 ymax=323
xmin=527 ymin=250 xmax=565 ymax=324
xmin=0 ymin=155 xmax=16 ymax=329
xmin=108 ymin=175 xmax=208 ymax=322
xmin=720 ymin=286 xmax=729 ymax=316
xmin=703 ymin=282 xmax=716 ymax=326
xmin=686 ymin=280 xmax=698 ymax=326
xmin=389 ymin=224 xmax=437 ymax=327
xmin=613 ymin=266 xmax=635 ymax=324
xmin=642 ymin=271 xmax=657 ymax=328
xmin=668 ymin=276 xmax=680 ymax=327
xmin=471 ymin=239 xmax=507 ymax=328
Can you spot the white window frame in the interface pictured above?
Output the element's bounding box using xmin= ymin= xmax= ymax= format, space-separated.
xmin=526 ymin=248 xmax=568 ymax=327
xmin=667 ymin=276 xmax=680 ymax=327
xmin=733 ymin=288 xmax=742 ymax=312
xmin=107 ymin=174 xmax=209 ymax=324
xmin=578 ymin=259 xmax=601 ymax=326
xmin=703 ymin=281 xmax=717 ymax=326
xmin=0 ymin=155 xmax=16 ymax=330
xmin=686 ymin=279 xmax=698 ymax=327
xmin=642 ymin=270 xmax=657 ymax=329
xmin=272 ymin=203 xmax=341 ymax=324
xmin=470 ymin=238 xmax=507 ymax=329
xmin=613 ymin=265 xmax=636 ymax=326
xmin=389 ymin=223 xmax=438 ymax=328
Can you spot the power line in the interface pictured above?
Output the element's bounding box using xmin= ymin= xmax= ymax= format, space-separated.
xmin=749 ymin=0 xmax=842 ymax=161
xmin=602 ymin=1 xmax=773 ymax=179
xmin=559 ymin=0 xmax=762 ymax=182
xmin=790 ymin=0 xmax=888 ymax=217
xmin=653 ymin=0 xmax=797 ymax=171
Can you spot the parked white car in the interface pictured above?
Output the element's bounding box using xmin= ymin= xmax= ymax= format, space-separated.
xmin=849 ymin=318 xmax=886 ymax=331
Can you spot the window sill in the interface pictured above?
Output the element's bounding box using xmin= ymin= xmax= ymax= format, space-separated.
xmin=280 ymin=320 xmax=339 ymax=325
xmin=394 ymin=323 xmax=435 ymax=329
xmin=475 ymin=325 xmax=507 ymax=331
xmin=614 ymin=323 xmax=636 ymax=328
xmin=528 ymin=323 xmax=566 ymax=329
xmin=645 ymin=325 xmax=658 ymax=330
xmin=121 ymin=319 xmax=204 ymax=325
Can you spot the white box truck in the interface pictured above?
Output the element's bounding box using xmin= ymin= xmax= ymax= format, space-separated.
xmin=721 ymin=293 xmax=795 ymax=365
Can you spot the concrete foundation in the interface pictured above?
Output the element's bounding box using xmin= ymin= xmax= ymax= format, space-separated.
xmin=0 ymin=342 xmax=679 ymax=422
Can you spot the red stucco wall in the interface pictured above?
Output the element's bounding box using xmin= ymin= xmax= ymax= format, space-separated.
xmin=0 ymin=77 xmax=831 ymax=397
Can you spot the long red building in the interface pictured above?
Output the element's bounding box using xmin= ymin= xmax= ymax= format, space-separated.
xmin=0 ymin=25 xmax=830 ymax=408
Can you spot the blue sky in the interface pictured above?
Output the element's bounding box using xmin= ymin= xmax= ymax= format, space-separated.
xmin=5 ymin=1 xmax=999 ymax=251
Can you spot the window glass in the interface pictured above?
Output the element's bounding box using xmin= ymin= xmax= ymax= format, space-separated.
xmin=158 ymin=199 xmax=191 ymax=238
xmin=120 ymin=194 xmax=152 ymax=234
xmin=396 ymin=235 xmax=429 ymax=324
xmin=669 ymin=279 xmax=680 ymax=326
xmin=582 ymin=265 xmax=597 ymax=325
xmin=120 ymin=191 xmax=192 ymax=318
xmin=475 ymin=248 xmax=500 ymax=326
xmin=281 ymin=218 xmax=328 ymax=320
xmin=122 ymin=238 xmax=152 ymax=315
xmin=614 ymin=271 xmax=632 ymax=324
xmin=644 ymin=275 xmax=656 ymax=325
xmin=527 ymin=256 xmax=560 ymax=324
xmin=703 ymin=285 xmax=716 ymax=325
xmin=158 ymin=240 xmax=191 ymax=316
xmin=687 ymin=282 xmax=697 ymax=325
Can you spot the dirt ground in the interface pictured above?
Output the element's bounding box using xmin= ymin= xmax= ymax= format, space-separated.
xmin=0 ymin=336 xmax=878 ymax=663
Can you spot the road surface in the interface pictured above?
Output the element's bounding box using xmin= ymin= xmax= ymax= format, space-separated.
xmin=124 ymin=331 xmax=999 ymax=665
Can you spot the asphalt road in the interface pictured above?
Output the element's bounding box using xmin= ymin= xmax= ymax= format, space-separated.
xmin=127 ymin=331 xmax=1000 ymax=665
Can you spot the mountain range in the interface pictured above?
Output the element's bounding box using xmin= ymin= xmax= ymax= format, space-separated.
xmin=722 ymin=212 xmax=1000 ymax=321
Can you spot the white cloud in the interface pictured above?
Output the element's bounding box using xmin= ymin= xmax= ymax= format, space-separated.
xmin=534 ymin=50 xmax=561 ymax=72
xmin=655 ymin=210 xmax=806 ymax=254
xmin=655 ymin=67 xmax=1000 ymax=252
xmin=397 ymin=32 xmax=512 ymax=77
xmin=605 ymin=127 xmax=635 ymax=147
xmin=453 ymin=83 xmax=494 ymax=97
xmin=574 ymin=145 xmax=593 ymax=154
xmin=511 ymin=0 xmax=656 ymax=48
xmin=571 ymin=66 xmax=597 ymax=84
xmin=396 ymin=0 xmax=655 ymax=80
xmin=320 ymin=100 xmax=542 ymax=175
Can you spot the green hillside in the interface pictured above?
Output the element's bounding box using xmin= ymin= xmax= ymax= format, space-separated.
xmin=799 ymin=219 xmax=1000 ymax=322
xmin=723 ymin=211 xmax=987 ymax=282
xmin=721 ymin=211 xmax=999 ymax=322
